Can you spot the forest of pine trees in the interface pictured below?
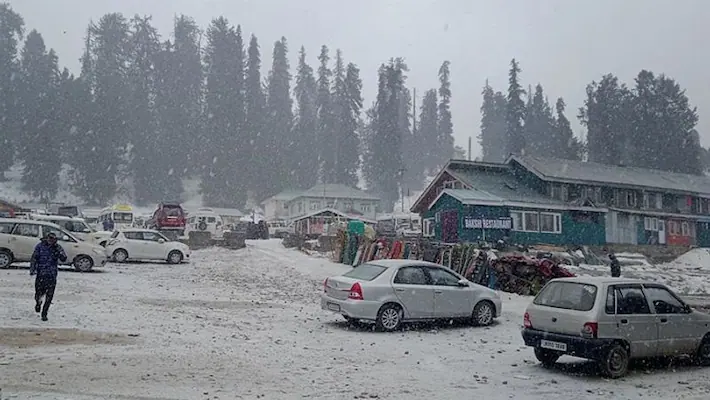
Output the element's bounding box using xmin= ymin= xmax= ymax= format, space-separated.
xmin=0 ymin=4 xmax=456 ymax=211
xmin=479 ymin=58 xmax=705 ymax=175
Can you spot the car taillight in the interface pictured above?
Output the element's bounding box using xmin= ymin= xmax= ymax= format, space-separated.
xmin=523 ymin=312 xmax=532 ymax=328
xmin=348 ymin=282 xmax=363 ymax=300
xmin=323 ymin=278 xmax=328 ymax=293
xmin=581 ymin=322 xmax=598 ymax=338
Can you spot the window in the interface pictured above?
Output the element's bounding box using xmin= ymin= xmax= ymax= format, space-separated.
xmin=42 ymin=226 xmax=76 ymax=242
xmin=442 ymin=180 xmax=464 ymax=189
xmin=644 ymin=217 xmax=658 ymax=231
xmin=643 ymin=193 xmax=650 ymax=209
xmin=550 ymin=184 xmax=560 ymax=200
xmin=533 ymin=281 xmax=598 ymax=312
xmin=697 ymin=199 xmax=705 ymax=215
xmin=310 ymin=201 xmax=320 ymax=211
xmin=560 ymin=185 xmax=569 ymax=202
xmin=0 ymin=222 xmax=15 ymax=234
xmin=13 ymin=223 xmax=40 ymax=237
xmin=539 ymin=213 xmax=562 ymax=233
xmin=681 ymin=221 xmax=690 ymax=236
xmin=393 ymin=267 xmax=429 ymax=285
xmin=207 ymin=217 xmax=216 ymax=223
xmin=142 ymin=232 xmax=166 ymax=242
xmin=343 ymin=202 xmax=353 ymax=210
xmin=524 ymin=212 xmax=539 ymax=232
xmin=326 ymin=201 xmax=335 ymax=208
xmin=123 ymin=231 xmax=143 ymax=240
xmin=615 ymin=286 xmax=651 ymax=315
xmin=655 ymin=193 xmax=663 ymax=209
xmin=427 ymin=267 xmax=461 ymax=286
xmin=605 ymin=287 xmax=616 ymax=314
xmin=625 ymin=191 xmax=637 ymax=207
xmin=113 ymin=212 xmax=133 ymax=223
xmin=669 ymin=221 xmax=680 ymax=235
xmin=342 ymin=263 xmax=387 ymax=281
xmin=643 ymin=286 xmax=688 ymax=314
xmin=510 ymin=211 xmax=523 ymax=231
xmin=360 ymin=203 xmax=371 ymax=213
xmin=422 ymin=218 xmax=435 ymax=237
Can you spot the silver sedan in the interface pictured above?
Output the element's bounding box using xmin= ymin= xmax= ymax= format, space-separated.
xmin=321 ymin=259 xmax=502 ymax=331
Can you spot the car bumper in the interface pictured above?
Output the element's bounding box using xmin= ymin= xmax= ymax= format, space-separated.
xmin=320 ymin=293 xmax=382 ymax=320
xmin=521 ymin=328 xmax=615 ymax=360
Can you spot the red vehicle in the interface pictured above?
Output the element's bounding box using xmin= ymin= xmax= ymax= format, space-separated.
xmin=149 ymin=202 xmax=186 ymax=237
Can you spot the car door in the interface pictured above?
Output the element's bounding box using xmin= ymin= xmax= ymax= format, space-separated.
xmin=140 ymin=231 xmax=167 ymax=260
xmin=391 ymin=266 xmax=435 ymax=319
xmin=121 ymin=231 xmax=145 ymax=258
xmin=425 ymin=266 xmax=473 ymax=318
xmin=614 ymin=284 xmax=659 ymax=358
xmin=642 ymin=285 xmax=699 ymax=355
xmin=10 ymin=223 xmax=41 ymax=261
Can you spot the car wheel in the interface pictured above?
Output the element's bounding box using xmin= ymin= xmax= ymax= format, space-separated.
xmin=534 ymin=347 xmax=561 ymax=368
xmin=375 ymin=303 xmax=403 ymax=332
xmin=167 ymin=250 xmax=183 ymax=264
xmin=695 ymin=335 xmax=710 ymax=366
xmin=471 ymin=300 xmax=495 ymax=326
xmin=112 ymin=249 xmax=129 ymax=263
xmin=599 ymin=344 xmax=630 ymax=379
xmin=73 ymin=255 xmax=94 ymax=272
xmin=0 ymin=249 xmax=12 ymax=269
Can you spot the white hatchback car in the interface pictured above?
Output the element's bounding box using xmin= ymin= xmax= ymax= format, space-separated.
xmin=522 ymin=277 xmax=710 ymax=378
xmin=0 ymin=218 xmax=108 ymax=272
xmin=105 ymin=228 xmax=191 ymax=264
xmin=321 ymin=259 xmax=502 ymax=331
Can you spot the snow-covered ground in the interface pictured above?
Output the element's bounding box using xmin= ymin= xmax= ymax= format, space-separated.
xmin=2 ymin=240 xmax=710 ymax=400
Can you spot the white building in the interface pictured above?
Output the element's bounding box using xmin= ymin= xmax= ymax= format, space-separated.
xmin=262 ymin=184 xmax=381 ymax=222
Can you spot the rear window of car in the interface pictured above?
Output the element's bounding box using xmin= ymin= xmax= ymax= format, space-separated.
xmin=533 ymin=281 xmax=598 ymax=312
xmin=342 ymin=263 xmax=387 ymax=281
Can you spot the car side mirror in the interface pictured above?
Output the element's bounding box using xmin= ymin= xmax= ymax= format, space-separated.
xmin=62 ymin=235 xmax=70 ymax=241
xmin=158 ymin=238 xmax=166 ymax=244
xmin=457 ymin=279 xmax=469 ymax=287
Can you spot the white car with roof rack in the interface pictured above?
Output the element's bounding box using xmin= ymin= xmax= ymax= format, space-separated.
xmin=105 ymin=228 xmax=190 ymax=264
xmin=0 ymin=218 xmax=108 ymax=272
xmin=521 ymin=276 xmax=710 ymax=378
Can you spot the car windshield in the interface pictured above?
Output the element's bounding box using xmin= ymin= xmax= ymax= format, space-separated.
xmin=113 ymin=212 xmax=133 ymax=222
xmin=533 ymin=281 xmax=598 ymax=312
xmin=342 ymin=263 xmax=387 ymax=281
xmin=162 ymin=206 xmax=182 ymax=217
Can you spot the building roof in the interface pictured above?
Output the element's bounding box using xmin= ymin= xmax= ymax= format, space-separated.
xmin=294 ymin=184 xmax=380 ymax=201
xmin=264 ymin=190 xmax=304 ymax=203
xmin=291 ymin=207 xmax=376 ymax=224
xmin=510 ymin=155 xmax=710 ymax=195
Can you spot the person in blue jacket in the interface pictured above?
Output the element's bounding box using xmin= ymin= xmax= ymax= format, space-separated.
xmin=29 ymin=232 xmax=67 ymax=321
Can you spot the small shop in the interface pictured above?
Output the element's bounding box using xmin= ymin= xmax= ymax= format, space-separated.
xmin=292 ymin=208 xmax=374 ymax=237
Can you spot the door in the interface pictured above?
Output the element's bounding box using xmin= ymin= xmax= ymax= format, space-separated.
xmin=140 ymin=231 xmax=167 ymax=260
xmin=642 ymin=285 xmax=698 ymax=355
xmin=122 ymin=231 xmax=145 ymax=258
xmin=10 ymin=223 xmax=41 ymax=261
xmin=614 ymin=285 xmax=659 ymax=357
xmin=658 ymin=219 xmax=666 ymax=245
xmin=425 ymin=267 xmax=473 ymax=318
xmin=391 ymin=266 xmax=435 ymax=319
xmin=441 ymin=210 xmax=459 ymax=243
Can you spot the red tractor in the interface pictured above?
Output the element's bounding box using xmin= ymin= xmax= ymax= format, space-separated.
xmin=148 ymin=202 xmax=186 ymax=240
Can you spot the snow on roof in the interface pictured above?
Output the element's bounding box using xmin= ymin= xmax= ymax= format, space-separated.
xmin=293 ymin=184 xmax=380 ymax=201
xmin=262 ymin=190 xmax=304 ymax=203
xmin=511 ymin=155 xmax=710 ymax=195
xmin=292 ymin=207 xmax=375 ymax=224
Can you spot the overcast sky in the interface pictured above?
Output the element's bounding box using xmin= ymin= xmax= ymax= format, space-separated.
xmin=8 ymin=0 xmax=710 ymax=156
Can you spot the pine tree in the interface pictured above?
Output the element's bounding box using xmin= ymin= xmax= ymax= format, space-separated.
xmin=0 ymin=4 xmax=24 ymax=179
xmin=265 ymin=36 xmax=293 ymax=194
xmin=330 ymin=50 xmax=362 ymax=186
xmin=292 ymin=46 xmax=319 ymax=190
xmin=553 ymin=98 xmax=583 ymax=160
xmin=316 ymin=45 xmax=334 ymax=183
xmin=244 ymin=34 xmax=267 ymax=199
xmin=522 ymin=84 xmax=555 ymax=156
xmin=419 ymin=89 xmax=439 ymax=171
xmin=478 ymin=81 xmax=508 ymax=162
xmin=201 ymin=18 xmax=247 ymax=207
xmin=72 ymin=14 xmax=132 ymax=205
xmin=127 ymin=16 xmax=163 ymax=205
xmin=437 ymin=60 xmax=454 ymax=164
xmin=18 ymin=30 xmax=61 ymax=201
xmin=506 ymin=58 xmax=526 ymax=155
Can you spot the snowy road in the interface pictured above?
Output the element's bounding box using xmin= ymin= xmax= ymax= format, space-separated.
xmin=1 ymin=240 xmax=710 ymax=400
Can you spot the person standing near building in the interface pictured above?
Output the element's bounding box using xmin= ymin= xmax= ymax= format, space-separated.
xmin=609 ymin=253 xmax=621 ymax=278
xmin=29 ymin=232 xmax=67 ymax=321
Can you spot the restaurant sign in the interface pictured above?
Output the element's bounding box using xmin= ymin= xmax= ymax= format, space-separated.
xmin=464 ymin=217 xmax=512 ymax=230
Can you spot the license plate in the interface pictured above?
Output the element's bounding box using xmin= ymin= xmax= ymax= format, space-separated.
xmin=327 ymin=303 xmax=341 ymax=312
xmin=540 ymin=340 xmax=567 ymax=351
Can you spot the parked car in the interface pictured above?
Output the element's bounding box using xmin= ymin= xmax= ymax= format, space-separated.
xmin=521 ymin=277 xmax=710 ymax=378
xmin=0 ymin=218 xmax=108 ymax=272
xmin=105 ymin=228 xmax=190 ymax=264
xmin=148 ymin=202 xmax=186 ymax=238
xmin=28 ymin=214 xmax=113 ymax=246
xmin=184 ymin=208 xmax=224 ymax=240
xmin=321 ymin=259 xmax=502 ymax=332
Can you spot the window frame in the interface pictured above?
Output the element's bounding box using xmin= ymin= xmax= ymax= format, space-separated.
xmin=392 ymin=266 xmax=430 ymax=285
xmin=422 ymin=218 xmax=435 ymax=237
xmin=642 ymin=284 xmax=690 ymax=314
xmin=425 ymin=267 xmax=462 ymax=287
xmin=539 ymin=212 xmax=562 ymax=234
xmin=614 ymin=284 xmax=652 ymax=315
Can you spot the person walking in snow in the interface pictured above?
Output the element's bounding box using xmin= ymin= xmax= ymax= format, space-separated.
xmin=29 ymin=232 xmax=67 ymax=321
xmin=609 ymin=253 xmax=621 ymax=278
xmin=103 ymin=217 xmax=114 ymax=231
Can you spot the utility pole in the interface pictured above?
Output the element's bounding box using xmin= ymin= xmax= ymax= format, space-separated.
xmin=468 ymin=136 xmax=472 ymax=161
